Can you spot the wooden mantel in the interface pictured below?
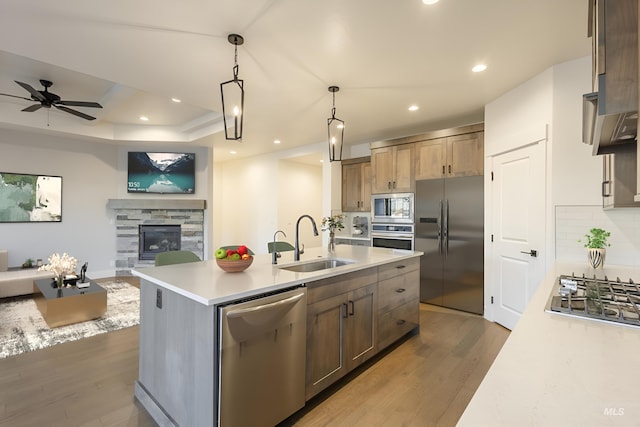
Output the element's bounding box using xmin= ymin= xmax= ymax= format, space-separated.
xmin=106 ymin=199 xmax=206 ymax=210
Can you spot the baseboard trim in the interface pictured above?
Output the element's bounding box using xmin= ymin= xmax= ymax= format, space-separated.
xmin=134 ymin=381 xmax=177 ymax=427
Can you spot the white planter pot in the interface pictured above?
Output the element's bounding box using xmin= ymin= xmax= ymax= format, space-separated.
xmin=587 ymin=248 xmax=606 ymax=269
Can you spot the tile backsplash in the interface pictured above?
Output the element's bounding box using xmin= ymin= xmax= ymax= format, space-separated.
xmin=555 ymin=205 xmax=640 ymax=267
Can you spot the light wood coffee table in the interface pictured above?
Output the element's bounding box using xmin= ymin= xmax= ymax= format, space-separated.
xmin=33 ymin=278 xmax=107 ymax=328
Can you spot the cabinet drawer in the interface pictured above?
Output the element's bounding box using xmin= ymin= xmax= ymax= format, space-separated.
xmin=378 ymin=258 xmax=419 ymax=282
xmin=306 ymin=267 xmax=377 ymax=305
xmin=378 ymin=269 xmax=419 ymax=313
xmin=378 ymin=300 xmax=419 ymax=351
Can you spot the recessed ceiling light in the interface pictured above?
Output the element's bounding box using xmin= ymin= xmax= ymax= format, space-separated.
xmin=139 ymin=116 xmax=149 ymax=121
xmin=422 ymin=0 xmax=439 ymax=5
xmin=274 ymin=140 xmax=281 ymax=144
xmin=320 ymin=159 xmax=324 ymax=163
xmin=230 ymin=150 xmax=237 ymax=155
xmin=472 ymin=64 xmax=487 ymax=73
xmin=408 ymin=105 xmax=419 ymax=111
xmin=171 ymin=98 xmax=182 ymax=103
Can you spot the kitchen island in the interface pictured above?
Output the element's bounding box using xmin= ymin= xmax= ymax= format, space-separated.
xmin=132 ymin=245 xmax=422 ymax=426
xmin=458 ymin=261 xmax=640 ymax=426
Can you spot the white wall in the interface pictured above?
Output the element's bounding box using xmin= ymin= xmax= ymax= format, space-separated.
xmin=550 ymin=56 xmax=602 ymax=205
xmin=213 ymin=143 xmax=328 ymax=256
xmin=0 ymin=129 xmax=118 ymax=276
xmin=549 ymin=57 xmax=639 ymax=266
xmin=278 ymin=159 xmax=323 ymax=250
xmin=485 ymin=55 xmax=640 ymax=308
xmin=0 ymin=127 xmax=213 ymax=277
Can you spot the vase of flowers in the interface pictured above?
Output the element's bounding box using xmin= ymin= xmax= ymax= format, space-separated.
xmin=321 ymin=214 xmax=345 ymax=253
xmin=39 ymin=252 xmax=78 ymax=288
xmin=580 ymin=228 xmax=610 ymax=269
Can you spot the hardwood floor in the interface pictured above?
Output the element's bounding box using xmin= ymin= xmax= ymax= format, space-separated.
xmin=0 ymin=302 xmax=509 ymax=427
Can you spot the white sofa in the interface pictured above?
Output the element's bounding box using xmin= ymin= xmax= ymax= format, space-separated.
xmin=0 ymin=251 xmax=54 ymax=298
xmin=0 ymin=269 xmax=54 ymax=298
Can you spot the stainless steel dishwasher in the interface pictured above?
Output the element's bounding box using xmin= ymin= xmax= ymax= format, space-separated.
xmin=217 ymin=286 xmax=307 ymax=426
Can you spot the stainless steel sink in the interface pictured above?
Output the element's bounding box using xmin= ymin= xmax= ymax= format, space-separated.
xmin=278 ymin=258 xmax=356 ymax=273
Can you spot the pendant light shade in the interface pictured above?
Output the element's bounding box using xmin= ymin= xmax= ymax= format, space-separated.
xmin=220 ymin=34 xmax=245 ymax=141
xmin=327 ymin=86 xmax=344 ymax=162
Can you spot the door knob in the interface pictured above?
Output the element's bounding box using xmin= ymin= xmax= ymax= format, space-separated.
xmin=520 ymin=249 xmax=537 ymax=257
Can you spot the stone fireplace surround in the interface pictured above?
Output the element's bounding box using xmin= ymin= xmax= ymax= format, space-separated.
xmin=107 ymin=199 xmax=206 ymax=276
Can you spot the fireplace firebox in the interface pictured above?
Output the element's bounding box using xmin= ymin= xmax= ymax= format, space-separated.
xmin=139 ymin=225 xmax=181 ymax=261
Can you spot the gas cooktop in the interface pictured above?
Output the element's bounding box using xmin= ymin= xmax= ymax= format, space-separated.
xmin=545 ymin=273 xmax=640 ymax=328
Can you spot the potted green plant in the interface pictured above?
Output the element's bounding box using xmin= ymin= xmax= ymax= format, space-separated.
xmin=321 ymin=214 xmax=345 ymax=253
xmin=580 ymin=228 xmax=610 ymax=269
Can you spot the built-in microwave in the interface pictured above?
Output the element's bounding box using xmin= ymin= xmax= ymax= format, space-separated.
xmin=371 ymin=193 xmax=414 ymax=224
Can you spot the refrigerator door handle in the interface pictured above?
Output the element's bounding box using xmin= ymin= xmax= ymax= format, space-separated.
xmin=444 ymin=199 xmax=449 ymax=257
xmin=437 ymin=200 xmax=443 ymax=254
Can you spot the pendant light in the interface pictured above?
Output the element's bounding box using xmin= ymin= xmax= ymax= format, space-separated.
xmin=220 ymin=34 xmax=245 ymax=140
xmin=327 ymin=86 xmax=344 ymax=162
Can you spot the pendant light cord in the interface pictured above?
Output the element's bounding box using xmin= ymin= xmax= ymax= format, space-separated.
xmin=233 ymin=43 xmax=239 ymax=80
xmin=331 ymin=92 xmax=336 ymax=119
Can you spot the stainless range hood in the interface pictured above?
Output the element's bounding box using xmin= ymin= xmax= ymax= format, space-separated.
xmin=582 ymin=92 xmax=638 ymax=155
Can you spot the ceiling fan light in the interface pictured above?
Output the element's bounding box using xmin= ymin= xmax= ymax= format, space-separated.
xmin=220 ymin=34 xmax=245 ymax=141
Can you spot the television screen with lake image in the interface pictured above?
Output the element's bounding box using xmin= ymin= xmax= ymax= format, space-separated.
xmin=127 ymin=152 xmax=195 ymax=194
xmin=0 ymin=172 xmax=62 ymax=222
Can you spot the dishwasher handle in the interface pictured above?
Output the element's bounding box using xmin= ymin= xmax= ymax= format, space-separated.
xmin=226 ymin=292 xmax=305 ymax=320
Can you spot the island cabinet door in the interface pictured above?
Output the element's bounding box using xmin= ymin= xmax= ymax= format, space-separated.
xmin=305 ymin=293 xmax=348 ymax=400
xmin=345 ymin=283 xmax=377 ymax=372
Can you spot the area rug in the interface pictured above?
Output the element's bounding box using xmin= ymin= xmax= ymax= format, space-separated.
xmin=0 ymin=279 xmax=139 ymax=359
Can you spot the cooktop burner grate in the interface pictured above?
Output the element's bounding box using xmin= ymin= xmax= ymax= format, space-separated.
xmin=545 ymin=273 xmax=640 ymax=328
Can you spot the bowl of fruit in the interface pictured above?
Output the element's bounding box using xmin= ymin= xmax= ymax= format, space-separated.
xmin=215 ymin=245 xmax=254 ymax=273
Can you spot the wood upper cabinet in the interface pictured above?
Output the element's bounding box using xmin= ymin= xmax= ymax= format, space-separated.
xmin=415 ymin=132 xmax=484 ymax=180
xmin=371 ymin=144 xmax=414 ymax=193
xmin=342 ymin=160 xmax=371 ymax=212
xmin=589 ymin=0 xmax=638 ymax=113
xmin=602 ymin=144 xmax=640 ymax=209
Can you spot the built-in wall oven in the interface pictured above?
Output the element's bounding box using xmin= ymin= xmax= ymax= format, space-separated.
xmin=371 ymin=224 xmax=414 ymax=250
xmin=371 ymin=192 xmax=415 ymax=250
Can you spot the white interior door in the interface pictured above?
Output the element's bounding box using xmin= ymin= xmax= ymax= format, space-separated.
xmin=490 ymin=141 xmax=546 ymax=330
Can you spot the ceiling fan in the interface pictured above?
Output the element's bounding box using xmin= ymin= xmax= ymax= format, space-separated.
xmin=0 ymin=79 xmax=103 ymax=121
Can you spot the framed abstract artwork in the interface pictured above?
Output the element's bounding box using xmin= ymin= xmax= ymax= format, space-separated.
xmin=0 ymin=172 xmax=62 ymax=222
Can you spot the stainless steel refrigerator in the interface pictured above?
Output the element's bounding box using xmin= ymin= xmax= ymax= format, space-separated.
xmin=415 ymin=176 xmax=484 ymax=315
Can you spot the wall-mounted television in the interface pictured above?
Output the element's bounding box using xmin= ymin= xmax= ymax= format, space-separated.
xmin=127 ymin=152 xmax=195 ymax=194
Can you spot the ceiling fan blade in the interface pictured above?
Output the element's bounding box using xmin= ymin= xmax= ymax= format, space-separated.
xmin=57 ymin=100 xmax=103 ymax=108
xmin=0 ymin=92 xmax=33 ymax=101
xmin=22 ymin=104 xmax=43 ymax=112
xmin=55 ymin=105 xmax=96 ymax=121
xmin=15 ymin=81 xmax=45 ymax=102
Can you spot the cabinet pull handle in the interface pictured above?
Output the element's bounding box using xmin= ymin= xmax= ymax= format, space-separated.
xmin=442 ymin=165 xmax=445 ymax=175
xmin=395 ymin=265 xmax=406 ymax=269
xmin=393 ymin=181 xmax=396 ymax=189
xmin=602 ymin=180 xmax=611 ymax=197
xmin=348 ymin=300 xmax=355 ymax=316
xmin=448 ymin=165 xmax=451 ymax=174
xmin=396 ymin=319 xmax=406 ymax=326
xmin=342 ymin=303 xmax=348 ymax=319
xmin=396 ymin=288 xmax=406 ymax=293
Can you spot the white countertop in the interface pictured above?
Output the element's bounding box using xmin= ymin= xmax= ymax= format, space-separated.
xmin=458 ymin=261 xmax=640 ymax=427
xmin=132 ymin=245 xmax=422 ymax=306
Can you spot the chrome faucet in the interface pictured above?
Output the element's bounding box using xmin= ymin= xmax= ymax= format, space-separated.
xmin=294 ymin=214 xmax=319 ymax=261
xmin=272 ymin=230 xmax=287 ymax=265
